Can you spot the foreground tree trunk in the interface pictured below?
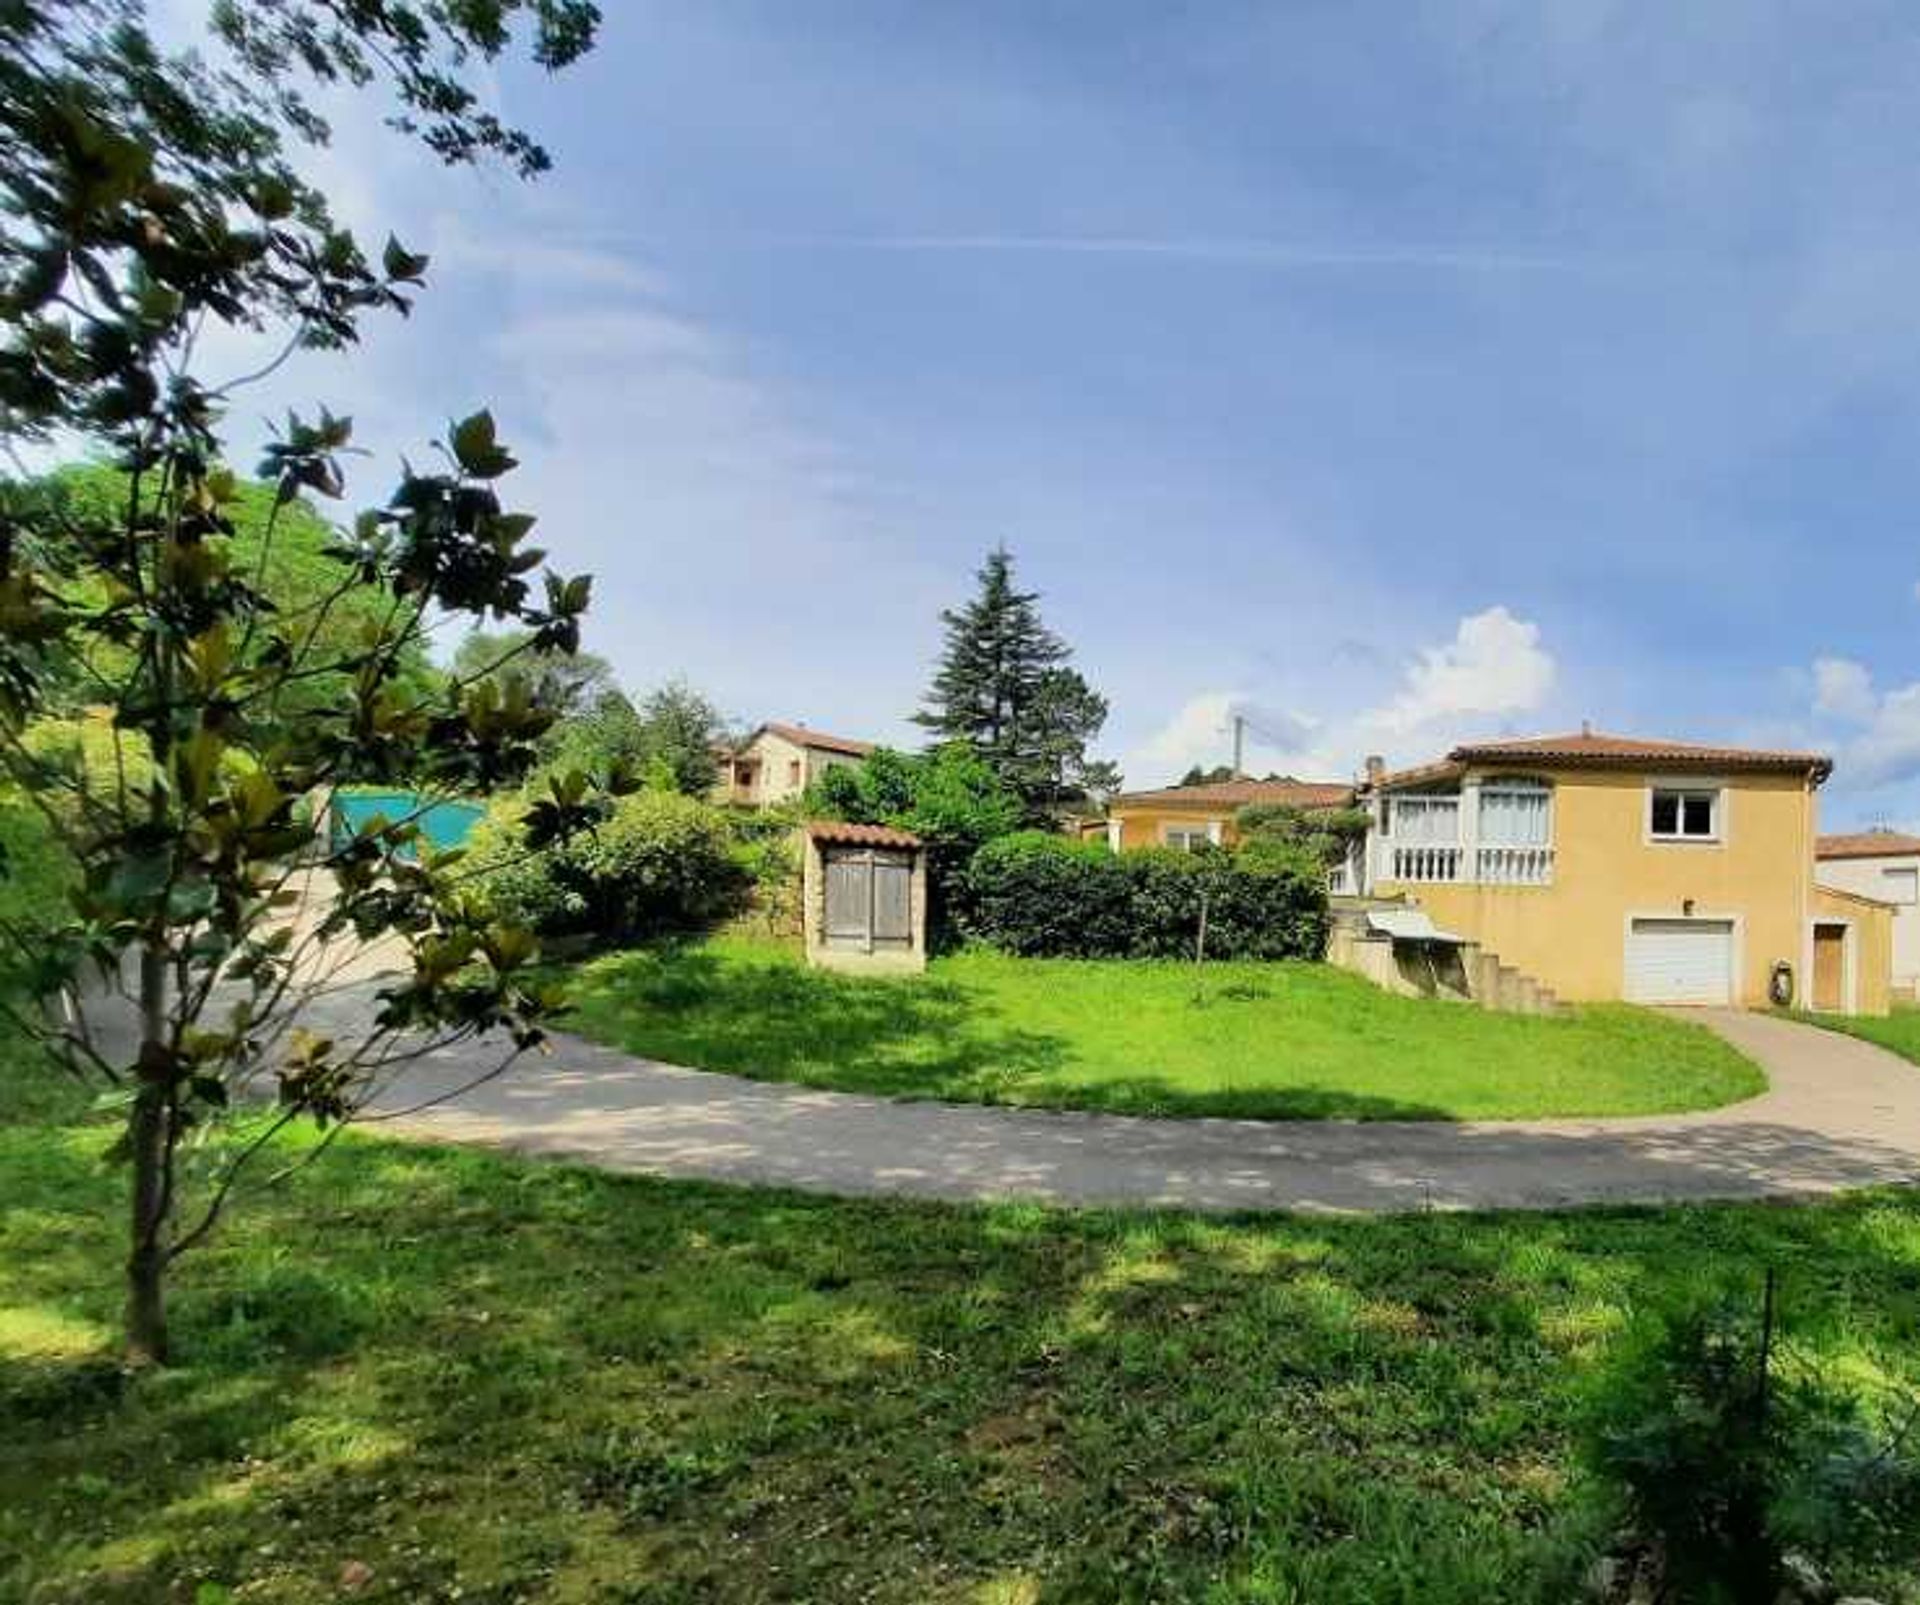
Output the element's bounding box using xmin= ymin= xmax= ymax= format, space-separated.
xmin=125 ymin=948 xmax=172 ymax=1367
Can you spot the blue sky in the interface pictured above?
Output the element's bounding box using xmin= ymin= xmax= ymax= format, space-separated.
xmin=180 ymin=3 xmax=1920 ymax=824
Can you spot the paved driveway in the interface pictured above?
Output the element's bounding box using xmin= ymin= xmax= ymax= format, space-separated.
xmin=349 ymin=1003 xmax=1920 ymax=1213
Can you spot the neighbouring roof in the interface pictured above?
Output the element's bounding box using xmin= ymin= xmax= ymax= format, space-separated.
xmin=805 ymin=820 xmax=921 ymax=849
xmin=1109 ymin=776 xmax=1355 ymax=812
xmin=1818 ymin=829 xmax=1920 ymax=861
xmin=1375 ymin=730 xmax=1832 ymax=790
xmin=742 ymin=722 xmax=875 ymax=759
xmin=1817 ymin=882 xmax=1900 ymax=910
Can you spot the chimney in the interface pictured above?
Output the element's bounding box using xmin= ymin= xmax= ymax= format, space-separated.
xmin=1581 ymin=719 xmax=1592 ymax=737
xmin=1363 ymin=754 xmax=1385 ymax=788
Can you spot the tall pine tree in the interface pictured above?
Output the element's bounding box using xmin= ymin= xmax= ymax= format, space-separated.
xmin=914 ymin=547 xmax=1116 ymax=813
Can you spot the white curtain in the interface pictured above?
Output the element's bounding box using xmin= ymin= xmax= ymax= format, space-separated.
xmin=1390 ymin=795 xmax=1459 ymax=844
xmin=1478 ymin=783 xmax=1550 ymax=846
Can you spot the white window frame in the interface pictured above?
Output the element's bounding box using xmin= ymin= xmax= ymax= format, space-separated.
xmin=1645 ymin=778 xmax=1727 ymax=846
xmin=1882 ymin=866 xmax=1920 ymax=906
xmin=1161 ymin=821 xmax=1221 ymax=852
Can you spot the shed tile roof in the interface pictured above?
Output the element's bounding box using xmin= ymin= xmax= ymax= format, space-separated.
xmin=805 ymin=820 xmax=921 ymax=849
xmin=1818 ymin=829 xmax=1920 ymax=861
xmin=748 ymin=722 xmax=875 ymax=758
xmin=1376 ymin=730 xmax=1831 ymax=789
xmin=1110 ymin=776 xmax=1355 ymax=811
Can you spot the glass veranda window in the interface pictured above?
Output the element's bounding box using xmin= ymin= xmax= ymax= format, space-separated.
xmin=1478 ymin=780 xmax=1551 ymax=846
xmin=1388 ymin=794 xmax=1459 ymax=843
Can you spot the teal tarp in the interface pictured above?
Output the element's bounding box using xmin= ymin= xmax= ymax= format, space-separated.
xmin=330 ymin=791 xmax=483 ymax=856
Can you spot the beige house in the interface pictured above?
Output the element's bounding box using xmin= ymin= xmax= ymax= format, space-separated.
xmin=1818 ymin=829 xmax=1920 ymax=999
xmin=717 ymin=722 xmax=873 ymax=807
xmin=1353 ymin=730 xmax=1890 ymax=1014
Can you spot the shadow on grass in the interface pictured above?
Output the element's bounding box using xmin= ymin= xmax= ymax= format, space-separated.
xmin=558 ymin=943 xmax=1456 ymax=1120
xmin=7 ymin=1120 xmax=1920 ymax=1603
xmin=561 ymin=941 xmax=1075 ymax=1101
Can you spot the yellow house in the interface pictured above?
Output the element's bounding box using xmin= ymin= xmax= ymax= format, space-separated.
xmin=1093 ymin=776 xmax=1357 ymax=852
xmin=1359 ymin=730 xmax=1890 ymax=1016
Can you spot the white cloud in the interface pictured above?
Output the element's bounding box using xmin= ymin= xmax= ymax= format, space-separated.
xmin=1812 ymin=656 xmax=1876 ymax=723
xmin=1803 ymin=658 xmax=1920 ymax=791
xmin=1365 ymin=606 xmax=1557 ymax=736
xmin=1127 ymin=606 xmax=1558 ymax=786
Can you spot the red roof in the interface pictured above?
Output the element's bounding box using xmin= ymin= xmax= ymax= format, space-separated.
xmin=805 ymin=820 xmax=921 ymax=849
xmin=750 ymin=722 xmax=875 ymax=758
xmin=1377 ymin=730 xmax=1831 ymax=789
xmin=1112 ymin=776 xmax=1355 ymax=811
xmin=1818 ymin=829 xmax=1920 ymax=861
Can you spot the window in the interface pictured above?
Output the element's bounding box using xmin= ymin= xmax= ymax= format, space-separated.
xmin=1883 ymin=867 xmax=1919 ymax=906
xmin=1162 ymin=825 xmax=1215 ymax=852
xmin=788 ymin=760 xmax=803 ymax=787
xmin=1478 ymin=778 xmax=1551 ymax=846
xmin=1387 ymin=794 xmax=1459 ymax=843
xmin=1649 ymin=787 xmax=1719 ymax=841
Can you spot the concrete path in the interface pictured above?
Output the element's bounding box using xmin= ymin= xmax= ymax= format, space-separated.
xmin=346 ymin=1002 xmax=1920 ymax=1214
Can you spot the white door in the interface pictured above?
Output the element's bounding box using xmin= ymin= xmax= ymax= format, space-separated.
xmin=1624 ymin=918 xmax=1735 ymax=1005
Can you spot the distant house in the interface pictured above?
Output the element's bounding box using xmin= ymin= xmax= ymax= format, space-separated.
xmin=718 ymin=722 xmax=874 ymax=807
xmin=1818 ymin=829 xmax=1920 ymax=998
xmin=1092 ymin=776 xmax=1356 ymax=852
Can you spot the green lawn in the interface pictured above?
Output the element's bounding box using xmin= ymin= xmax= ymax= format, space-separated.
xmin=4 ymin=1055 xmax=1920 ymax=1604
xmin=557 ymin=938 xmax=1765 ymax=1121
xmin=1792 ymin=1003 xmax=1920 ymax=1066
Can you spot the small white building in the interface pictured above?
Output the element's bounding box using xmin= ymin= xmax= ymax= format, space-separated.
xmin=1817 ymin=829 xmax=1920 ymax=998
xmin=717 ymin=722 xmax=874 ymax=807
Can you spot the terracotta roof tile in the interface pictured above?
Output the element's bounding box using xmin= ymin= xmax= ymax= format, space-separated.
xmin=1448 ymin=730 xmax=1831 ymax=779
xmin=1817 ymin=829 xmax=1920 ymax=860
xmin=1111 ymin=776 xmax=1355 ymax=811
xmin=748 ymin=722 xmax=875 ymax=758
xmin=1372 ymin=758 xmax=1467 ymax=792
xmin=805 ymin=820 xmax=921 ymax=849
xmin=1370 ymin=730 xmax=1831 ymax=789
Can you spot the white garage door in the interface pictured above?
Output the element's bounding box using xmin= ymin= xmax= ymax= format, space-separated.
xmin=1625 ymin=918 xmax=1735 ymax=1005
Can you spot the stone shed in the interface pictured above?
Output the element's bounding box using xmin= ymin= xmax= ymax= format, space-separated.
xmin=801 ymin=821 xmax=928 ymax=974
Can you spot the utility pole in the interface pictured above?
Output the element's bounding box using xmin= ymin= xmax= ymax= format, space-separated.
xmin=1231 ymin=714 xmax=1245 ymax=778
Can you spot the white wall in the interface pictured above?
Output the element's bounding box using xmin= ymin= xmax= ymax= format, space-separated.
xmin=1817 ymin=853 xmax=1920 ymax=986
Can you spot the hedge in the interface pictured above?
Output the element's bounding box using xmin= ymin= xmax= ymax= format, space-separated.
xmin=964 ymin=832 xmax=1328 ymax=961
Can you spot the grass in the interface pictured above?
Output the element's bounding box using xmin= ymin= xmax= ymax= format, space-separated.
xmin=556 ymin=937 xmax=1765 ymax=1121
xmin=4 ymin=1044 xmax=1920 ymax=1604
xmin=1792 ymin=1002 xmax=1920 ymax=1066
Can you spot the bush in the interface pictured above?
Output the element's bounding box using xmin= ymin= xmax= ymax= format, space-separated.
xmin=1582 ymin=1284 xmax=1920 ymax=1603
xmin=964 ymin=837 xmax=1328 ymax=962
xmin=964 ymin=832 xmax=1133 ymax=956
xmin=471 ymin=788 xmax=750 ymax=945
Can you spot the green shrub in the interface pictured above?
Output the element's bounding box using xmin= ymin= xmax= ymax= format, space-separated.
xmin=964 ymin=831 xmax=1132 ymax=956
xmin=1582 ymin=1285 xmax=1920 ymax=1603
xmin=1124 ymin=846 xmax=1328 ymax=961
xmin=963 ymin=837 xmax=1327 ymax=962
xmin=471 ymin=788 xmax=750 ymax=945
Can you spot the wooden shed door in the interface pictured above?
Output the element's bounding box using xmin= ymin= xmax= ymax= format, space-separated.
xmin=824 ymin=854 xmax=872 ymax=947
xmin=871 ymin=854 xmax=912 ymax=947
xmin=1812 ymin=923 xmax=1846 ymax=1012
xmin=822 ymin=847 xmax=914 ymax=952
